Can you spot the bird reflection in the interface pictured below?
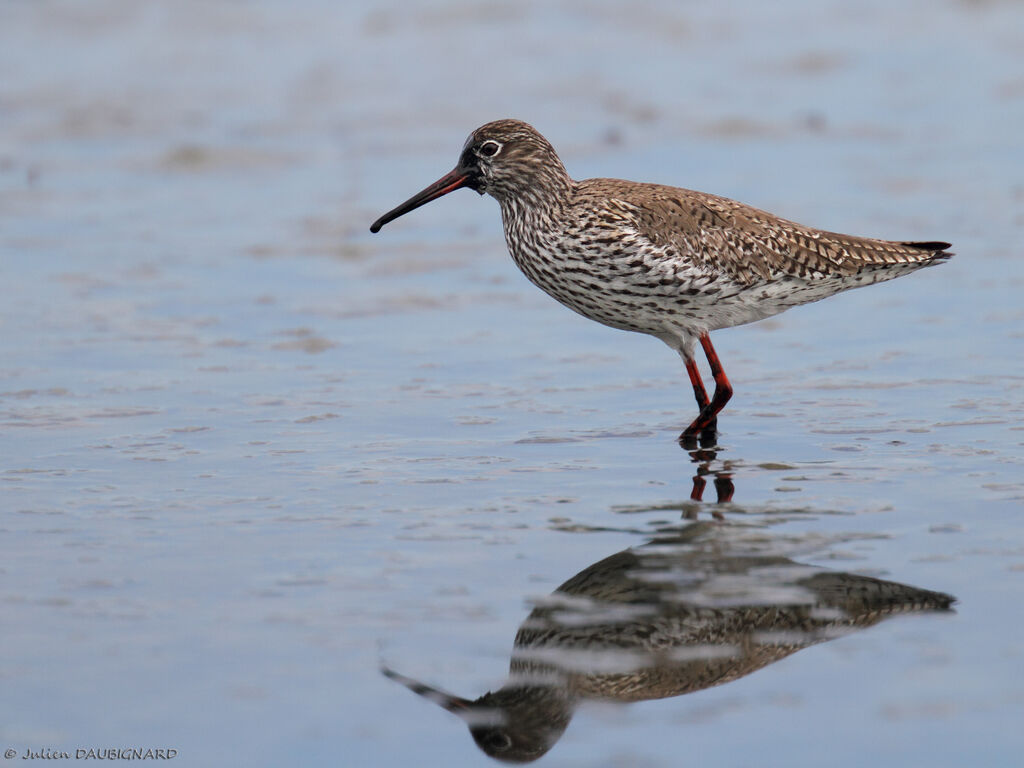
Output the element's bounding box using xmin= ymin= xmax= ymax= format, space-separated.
xmin=383 ymin=522 xmax=954 ymax=763
xmin=685 ymin=445 xmax=734 ymax=506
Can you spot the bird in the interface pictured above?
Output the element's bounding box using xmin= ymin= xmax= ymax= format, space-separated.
xmin=369 ymin=119 xmax=951 ymax=443
xmin=382 ymin=521 xmax=955 ymax=762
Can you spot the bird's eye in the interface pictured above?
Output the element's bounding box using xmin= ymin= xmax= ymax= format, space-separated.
xmin=483 ymin=732 xmax=512 ymax=752
xmin=478 ymin=141 xmax=501 ymax=158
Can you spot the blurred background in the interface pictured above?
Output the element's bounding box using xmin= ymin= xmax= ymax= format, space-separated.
xmin=2 ymin=1 xmax=1022 ymax=766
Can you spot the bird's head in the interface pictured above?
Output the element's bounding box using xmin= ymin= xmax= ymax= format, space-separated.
xmin=370 ymin=119 xmax=568 ymax=233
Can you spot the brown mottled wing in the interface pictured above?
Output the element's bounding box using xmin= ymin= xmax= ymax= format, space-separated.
xmin=596 ymin=179 xmax=950 ymax=285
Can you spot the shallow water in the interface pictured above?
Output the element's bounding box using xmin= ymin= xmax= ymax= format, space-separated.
xmin=2 ymin=1 xmax=1023 ymax=766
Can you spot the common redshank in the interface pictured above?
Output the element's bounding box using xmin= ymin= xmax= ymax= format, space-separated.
xmin=382 ymin=523 xmax=955 ymax=762
xmin=370 ymin=119 xmax=951 ymax=442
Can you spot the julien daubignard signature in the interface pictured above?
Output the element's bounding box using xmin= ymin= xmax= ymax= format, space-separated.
xmin=5 ymin=747 xmax=178 ymax=761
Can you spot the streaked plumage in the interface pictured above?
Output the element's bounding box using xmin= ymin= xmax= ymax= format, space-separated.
xmin=370 ymin=119 xmax=951 ymax=441
xmin=382 ymin=523 xmax=955 ymax=762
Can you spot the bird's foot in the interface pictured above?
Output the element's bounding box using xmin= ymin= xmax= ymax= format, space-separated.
xmin=679 ymin=417 xmax=718 ymax=450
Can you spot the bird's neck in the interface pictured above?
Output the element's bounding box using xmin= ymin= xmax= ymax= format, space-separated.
xmin=496 ymin=173 xmax=574 ymax=234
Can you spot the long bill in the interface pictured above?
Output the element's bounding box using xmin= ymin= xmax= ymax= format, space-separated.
xmin=369 ymin=167 xmax=474 ymax=233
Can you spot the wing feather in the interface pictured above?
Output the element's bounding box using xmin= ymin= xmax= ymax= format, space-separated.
xmin=583 ymin=179 xmax=950 ymax=286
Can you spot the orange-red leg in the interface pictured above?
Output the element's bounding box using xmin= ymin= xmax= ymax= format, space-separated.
xmin=681 ymin=333 xmax=733 ymax=439
xmin=684 ymin=356 xmax=710 ymax=409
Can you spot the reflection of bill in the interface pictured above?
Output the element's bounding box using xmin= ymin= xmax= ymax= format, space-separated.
xmin=384 ymin=523 xmax=954 ymax=763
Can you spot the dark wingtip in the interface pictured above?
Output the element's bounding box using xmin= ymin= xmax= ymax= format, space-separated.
xmin=902 ymin=241 xmax=952 ymax=252
xmin=369 ymin=220 xmax=383 ymax=234
xmin=900 ymin=241 xmax=954 ymax=265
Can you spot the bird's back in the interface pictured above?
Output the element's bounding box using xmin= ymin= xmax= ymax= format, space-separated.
xmin=573 ymin=177 xmax=951 ymax=286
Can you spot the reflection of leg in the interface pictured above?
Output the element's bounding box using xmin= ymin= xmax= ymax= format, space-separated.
xmin=688 ymin=472 xmax=732 ymax=512
xmin=689 ymin=471 xmax=732 ymax=511
xmin=714 ymin=474 xmax=735 ymax=504
xmin=689 ymin=447 xmax=718 ymax=503
xmin=690 ymin=474 xmax=706 ymax=502
xmin=687 ymin=447 xmax=734 ymax=508
xmin=682 ymin=333 xmax=733 ymax=439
